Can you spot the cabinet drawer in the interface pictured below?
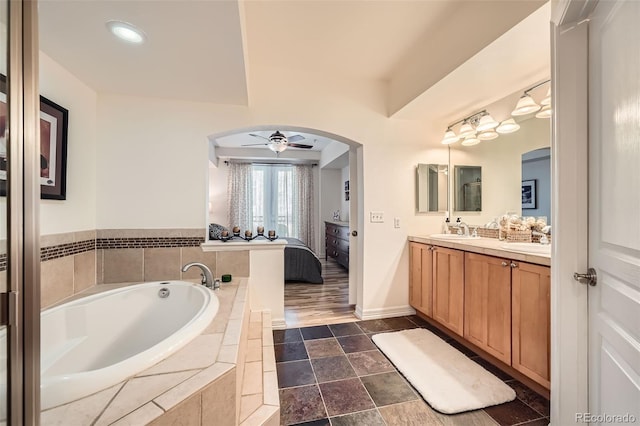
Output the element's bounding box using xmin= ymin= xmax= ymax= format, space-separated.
xmin=326 ymin=236 xmax=349 ymax=252
xmin=326 ymin=223 xmax=350 ymax=240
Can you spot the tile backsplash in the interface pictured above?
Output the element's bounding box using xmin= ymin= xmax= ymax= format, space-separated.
xmin=40 ymin=229 xmax=250 ymax=309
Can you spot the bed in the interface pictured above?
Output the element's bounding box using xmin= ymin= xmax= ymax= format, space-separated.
xmin=282 ymin=237 xmax=324 ymax=284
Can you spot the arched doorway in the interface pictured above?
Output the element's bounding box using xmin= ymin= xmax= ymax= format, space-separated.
xmin=207 ymin=125 xmax=364 ymax=328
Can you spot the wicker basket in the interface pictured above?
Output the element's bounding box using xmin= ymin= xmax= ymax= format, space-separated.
xmin=505 ymin=229 xmax=532 ymax=243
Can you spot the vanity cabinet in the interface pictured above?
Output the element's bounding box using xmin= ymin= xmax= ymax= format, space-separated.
xmin=464 ymin=253 xmax=512 ymax=364
xmin=409 ymin=242 xmax=433 ymax=317
xmin=408 ymin=240 xmax=551 ymax=389
xmin=512 ymin=261 xmax=551 ymax=388
xmin=432 ymin=247 xmax=465 ymax=336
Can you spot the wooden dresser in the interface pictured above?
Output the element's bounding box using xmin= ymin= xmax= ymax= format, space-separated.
xmin=325 ymin=221 xmax=349 ymax=270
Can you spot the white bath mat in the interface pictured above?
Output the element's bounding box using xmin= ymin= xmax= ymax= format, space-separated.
xmin=372 ymin=328 xmax=516 ymax=414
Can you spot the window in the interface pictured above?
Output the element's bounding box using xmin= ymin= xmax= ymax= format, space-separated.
xmin=250 ymin=165 xmax=297 ymax=237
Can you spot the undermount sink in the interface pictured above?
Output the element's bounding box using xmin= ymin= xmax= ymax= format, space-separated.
xmin=429 ymin=234 xmax=480 ymax=240
xmin=500 ymin=242 xmax=551 ymax=254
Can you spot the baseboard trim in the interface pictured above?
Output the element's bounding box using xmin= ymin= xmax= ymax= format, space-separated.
xmin=355 ymin=305 xmax=416 ymax=321
xmin=271 ymin=318 xmax=287 ymax=330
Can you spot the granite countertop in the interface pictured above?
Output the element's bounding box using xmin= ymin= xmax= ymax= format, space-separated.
xmin=408 ymin=235 xmax=551 ymax=267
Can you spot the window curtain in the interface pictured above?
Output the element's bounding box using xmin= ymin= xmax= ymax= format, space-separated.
xmin=227 ymin=163 xmax=315 ymax=249
xmin=227 ymin=163 xmax=253 ymax=230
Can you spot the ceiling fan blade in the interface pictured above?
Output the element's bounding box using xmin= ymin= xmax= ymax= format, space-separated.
xmin=287 ymin=143 xmax=314 ymax=149
xmin=241 ymin=143 xmax=268 ymax=146
xmin=287 ymin=134 xmax=305 ymax=143
xmin=249 ymin=133 xmax=270 ymax=141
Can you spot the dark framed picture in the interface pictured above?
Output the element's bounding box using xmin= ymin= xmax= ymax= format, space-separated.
xmin=344 ymin=180 xmax=349 ymax=191
xmin=345 ymin=191 xmax=350 ymax=201
xmin=0 ymin=74 xmax=68 ymax=199
xmin=522 ymin=179 xmax=537 ymax=209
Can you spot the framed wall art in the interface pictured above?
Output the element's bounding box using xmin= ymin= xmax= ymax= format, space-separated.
xmin=0 ymin=74 xmax=69 ymax=199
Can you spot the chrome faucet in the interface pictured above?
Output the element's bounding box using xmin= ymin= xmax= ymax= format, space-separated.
xmin=181 ymin=262 xmax=217 ymax=290
xmin=456 ymin=220 xmax=470 ymax=237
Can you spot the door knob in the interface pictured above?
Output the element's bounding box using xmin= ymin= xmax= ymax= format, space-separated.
xmin=351 ymin=230 xmax=358 ymax=236
xmin=574 ymin=268 xmax=597 ymax=286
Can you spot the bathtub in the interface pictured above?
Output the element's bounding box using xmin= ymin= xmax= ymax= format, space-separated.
xmin=40 ymin=281 xmax=219 ymax=410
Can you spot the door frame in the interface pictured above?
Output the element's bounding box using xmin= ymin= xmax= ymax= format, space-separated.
xmin=6 ymin=0 xmax=41 ymax=423
xmin=550 ymin=1 xmax=598 ymax=424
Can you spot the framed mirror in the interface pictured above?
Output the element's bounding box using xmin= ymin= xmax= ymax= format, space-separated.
xmin=416 ymin=163 xmax=448 ymax=213
xmin=454 ymin=165 xmax=481 ymax=212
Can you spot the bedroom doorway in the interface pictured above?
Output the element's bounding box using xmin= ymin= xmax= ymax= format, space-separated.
xmin=207 ymin=127 xmax=363 ymax=328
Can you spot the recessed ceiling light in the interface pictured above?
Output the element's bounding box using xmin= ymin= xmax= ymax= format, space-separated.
xmin=106 ymin=20 xmax=146 ymax=44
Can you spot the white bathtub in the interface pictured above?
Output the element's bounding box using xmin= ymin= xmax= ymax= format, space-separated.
xmin=40 ymin=281 xmax=219 ymax=410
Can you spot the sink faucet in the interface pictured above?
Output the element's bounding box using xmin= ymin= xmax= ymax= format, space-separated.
xmin=181 ymin=262 xmax=217 ymax=290
xmin=456 ymin=219 xmax=470 ymax=237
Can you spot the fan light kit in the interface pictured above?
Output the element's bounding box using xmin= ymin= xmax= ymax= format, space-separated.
xmin=439 ymin=80 xmax=551 ymax=148
xmin=241 ymin=130 xmax=314 ymax=156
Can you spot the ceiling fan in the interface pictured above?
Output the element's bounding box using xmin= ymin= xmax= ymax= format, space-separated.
xmin=241 ymin=131 xmax=314 ymax=155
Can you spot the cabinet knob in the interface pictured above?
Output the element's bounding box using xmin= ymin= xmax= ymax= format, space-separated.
xmin=501 ymin=261 xmax=508 ymax=267
xmin=510 ymin=262 xmax=518 ymax=268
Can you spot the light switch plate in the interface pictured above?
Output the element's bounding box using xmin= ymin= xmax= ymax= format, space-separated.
xmin=370 ymin=211 xmax=384 ymax=223
xmin=394 ymin=217 xmax=400 ymax=228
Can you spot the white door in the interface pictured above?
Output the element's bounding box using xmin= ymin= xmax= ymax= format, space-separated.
xmin=587 ymin=0 xmax=640 ymax=421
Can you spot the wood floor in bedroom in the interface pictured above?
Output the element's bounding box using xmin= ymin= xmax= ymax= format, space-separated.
xmin=284 ymin=258 xmax=356 ymax=328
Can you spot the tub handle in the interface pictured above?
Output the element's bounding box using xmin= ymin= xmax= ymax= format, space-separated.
xmin=158 ymin=288 xmax=170 ymax=298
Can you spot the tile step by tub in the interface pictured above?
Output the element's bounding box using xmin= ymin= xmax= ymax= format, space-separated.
xmin=239 ymin=310 xmax=279 ymax=426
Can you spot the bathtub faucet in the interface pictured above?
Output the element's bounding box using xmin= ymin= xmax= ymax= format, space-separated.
xmin=181 ymin=262 xmax=217 ymax=290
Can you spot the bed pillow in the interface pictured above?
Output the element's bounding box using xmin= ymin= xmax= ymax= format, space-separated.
xmin=209 ymin=223 xmax=228 ymax=240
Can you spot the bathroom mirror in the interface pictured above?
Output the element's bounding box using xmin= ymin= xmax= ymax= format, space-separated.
xmin=416 ymin=164 xmax=448 ymax=213
xmin=522 ymin=147 xmax=551 ymax=224
xmin=454 ymin=166 xmax=482 ymax=211
xmin=449 ymin=117 xmax=550 ymax=223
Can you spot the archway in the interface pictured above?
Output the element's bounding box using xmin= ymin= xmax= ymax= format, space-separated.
xmin=207 ymin=125 xmax=364 ymax=327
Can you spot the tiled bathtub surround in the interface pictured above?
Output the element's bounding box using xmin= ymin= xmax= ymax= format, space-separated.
xmin=39 ymin=229 xmax=251 ymax=309
xmin=40 ymin=230 xmax=98 ymax=309
xmin=41 ymin=278 xmax=255 ymax=425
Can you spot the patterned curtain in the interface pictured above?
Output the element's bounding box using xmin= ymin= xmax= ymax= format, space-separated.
xmin=228 ymin=163 xmax=315 ymax=250
xmin=293 ymin=165 xmax=315 ymax=249
xmin=227 ymin=163 xmax=252 ymax=230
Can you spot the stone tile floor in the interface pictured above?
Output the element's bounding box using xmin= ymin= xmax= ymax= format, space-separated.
xmin=275 ymin=316 xmax=550 ymax=426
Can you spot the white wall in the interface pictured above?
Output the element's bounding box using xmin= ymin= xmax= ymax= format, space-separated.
xmin=91 ymin=64 xmax=487 ymax=316
xmin=40 ymin=52 xmax=97 ymax=235
xmin=449 ymin=116 xmax=550 ymax=225
xmin=208 ymin=163 xmax=229 ymax=226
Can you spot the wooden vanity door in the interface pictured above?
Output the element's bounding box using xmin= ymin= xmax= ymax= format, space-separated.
xmin=464 ymin=253 xmax=512 ymax=364
xmin=409 ymin=242 xmax=432 ymax=317
xmin=432 ymin=247 xmax=464 ymax=336
xmin=512 ymin=262 xmax=551 ymax=388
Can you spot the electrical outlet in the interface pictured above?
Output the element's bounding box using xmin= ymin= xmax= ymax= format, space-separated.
xmin=394 ymin=217 xmax=400 ymax=228
xmin=370 ymin=211 xmax=384 ymax=223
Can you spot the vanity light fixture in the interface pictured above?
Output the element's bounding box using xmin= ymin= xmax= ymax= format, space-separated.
xmin=496 ymin=118 xmax=521 ymax=134
xmin=461 ymin=135 xmax=481 ymax=146
xmin=478 ymin=130 xmax=499 ymax=140
xmin=476 ymin=113 xmax=499 ymax=132
xmin=511 ymin=94 xmax=541 ymax=116
xmin=458 ymin=121 xmax=476 ymax=138
xmin=106 ymin=20 xmax=147 ymax=44
xmin=540 ymin=87 xmax=551 ymax=106
xmin=511 ymin=79 xmax=551 ymax=116
xmin=536 ymin=105 xmax=552 ymax=119
xmin=441 ymin=127 xmax=460 ymax=145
